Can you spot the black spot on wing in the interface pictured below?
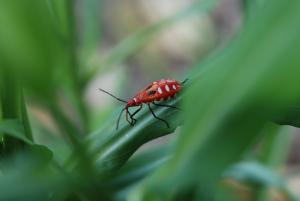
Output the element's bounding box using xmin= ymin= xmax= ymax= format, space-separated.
xmin=147 ymin=90 xmax=156 ymax=96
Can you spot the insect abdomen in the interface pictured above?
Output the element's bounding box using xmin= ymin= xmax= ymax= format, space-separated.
xmin=132 ymin=79 xmax=181 ymax=104
xmin=152 ymin=80 xmax=180 ymax=101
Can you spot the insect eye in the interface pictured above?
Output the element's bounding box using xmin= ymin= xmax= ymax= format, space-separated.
xmin=147 ymin=90 xmax=156 ymax=95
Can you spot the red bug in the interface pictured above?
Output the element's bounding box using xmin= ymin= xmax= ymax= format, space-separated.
xmin=99 ymin=78 xmax=188 ymax=130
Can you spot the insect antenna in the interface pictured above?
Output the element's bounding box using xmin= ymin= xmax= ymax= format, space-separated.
xmin=99 ymin=88 xmax=127 ymax=103
xmin=116 ymin=108 xmax=126 ymax=130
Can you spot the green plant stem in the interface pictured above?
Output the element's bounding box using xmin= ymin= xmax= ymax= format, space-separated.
xmin=0 ymin=70 xmax=24 ymax=154
xmin=67 ymin=0 xmax=89 ymax=134
xmin=20 ymin=90 xmax=33 ymax=142
xmin=256 ymin=125 xmax=295 ymax=201
xmin=49 ymin=101 xmax=97 ymax=179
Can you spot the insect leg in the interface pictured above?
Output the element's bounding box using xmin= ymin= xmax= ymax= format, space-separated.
xmin=181 ymin=78 xmax=188 ymax=85
xmin=116 ymin=108 xmax=126 ymax=130
xmin=129 ymin=105 xmax=143 ymax=125
xmin=126 ymin=109 xmax=134 ymax=126
xmin=116 ymin=106 xmax=141 ymax=130
xmin=127 ymin=110 xmax=137 ymax=125
xmin=153 ymin=102 xmax=180 ymax=110
xmin=147 ymin=104 xmax=170 ymax=128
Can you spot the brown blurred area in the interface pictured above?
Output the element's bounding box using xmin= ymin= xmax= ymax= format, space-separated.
xmin=100 ymin=0 xmax=242 ymax=88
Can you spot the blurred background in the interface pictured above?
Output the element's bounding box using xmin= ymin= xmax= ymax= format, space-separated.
xmin=0 ymin=0 xmax=300 ymax=200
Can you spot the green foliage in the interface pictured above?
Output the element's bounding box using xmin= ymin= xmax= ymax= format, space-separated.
xmin=0 ymin=0 xmax=65 ymax=97
xmin=0 ymin=0 xmax=299 ymax=200
xmin=0 ymin=119 xmax=32 ymax=144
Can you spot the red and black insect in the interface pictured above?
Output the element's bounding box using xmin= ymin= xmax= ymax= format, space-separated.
xmin=99 ymin=79 xmax=188 ymax=130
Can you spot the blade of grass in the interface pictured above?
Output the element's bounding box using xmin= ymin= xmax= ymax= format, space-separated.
xmin=20 ymin=90 xmax=33 ymax=142
xmin=79 ymin=0 xmax=102 ymax=61
xmin=0 ymin=119 xmax=32 ymax=145
xmin=0 ymin=70 xmax=24 ymax=154
xmin=64 ymin=0 xmax=89 ymax=134
xmin=49 ymin=102 xmax=96 ymax=175
xmin=224 ymin=161 xmax=300 ymax=201
xmin=254 ymin=125 xmax=296 ymax=201
xmin=108 ymin=144 xmax=171 ymax=192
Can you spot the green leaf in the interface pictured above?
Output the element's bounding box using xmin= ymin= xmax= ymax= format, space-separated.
xmin=0 ymin=153 xmax=68 ymax=201
xmin=274 ymin=106 xmax=300 ymax=127
xmin=0 ymin=119 xmax=33 ymax=145
xmin=20 ymin=92 xmax=33 ymax=141
xmin=47 ymin=0 xmax=71 ymax=40
xmin=257 ymin=125 xmax=295 ymax=168
xmin=224 ymin=161 xmax=300 ymax=201
xmin=224 ymin=162 xmax=282 ymax=188
xmin=79 ymin=0 xmax=102 ymax=61
xmin=0 ymin=0 xmax=66 ymax=97
xmin=250 ymin=125 xmax=295 ymax=201
xmin=0 ymin=120 xmax=53 ymax=161
xmin=109 ymin=145 xmax=170 ymax=192
xmin=87 ymin=97 xmax=183 ymax=172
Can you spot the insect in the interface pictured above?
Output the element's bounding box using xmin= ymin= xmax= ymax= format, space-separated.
xmin=99 ymin=79 xmax=188 ymax=130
